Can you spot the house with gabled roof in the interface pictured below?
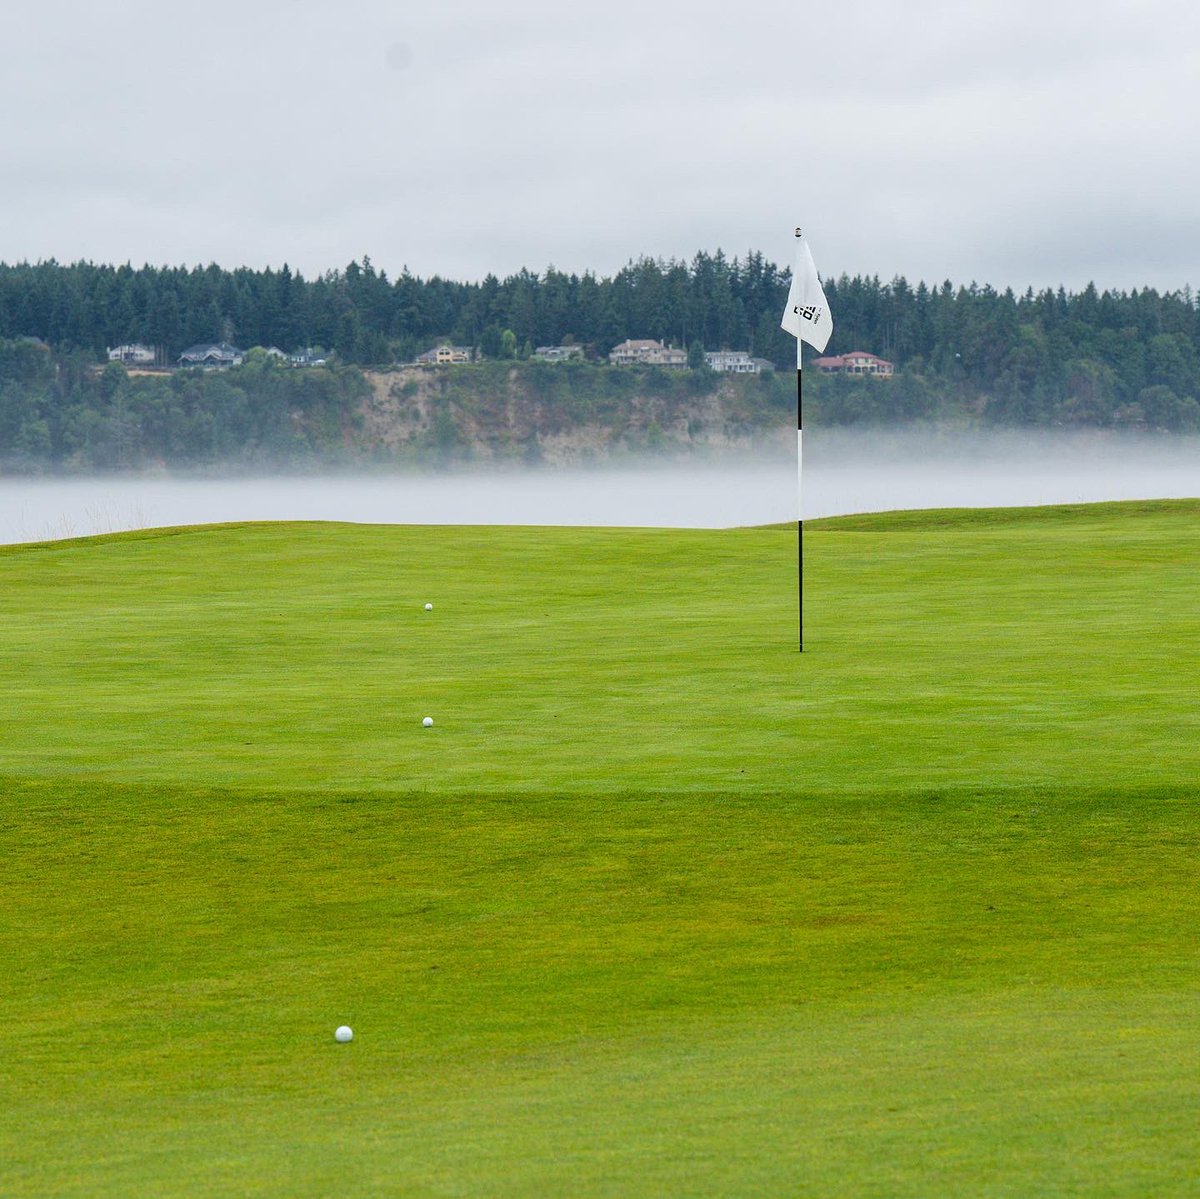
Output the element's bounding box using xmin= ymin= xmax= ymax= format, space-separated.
xmin=416 ymin=344 xmax=473 ymax=365
xmin=812 ymin=350 xmax=894 ymax=377
xmin=179 ymin=341 xmax=245 ymax=369
xmin=608 ymin=339 xmax=687 ymax=367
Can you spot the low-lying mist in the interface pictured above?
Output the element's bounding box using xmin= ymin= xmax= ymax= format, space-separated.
xmin=2 ymin=429 xmax=1197 ymax=546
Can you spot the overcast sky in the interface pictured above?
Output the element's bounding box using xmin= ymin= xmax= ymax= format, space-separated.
xmin=4 ymin=0 xmax=1198 ymax=292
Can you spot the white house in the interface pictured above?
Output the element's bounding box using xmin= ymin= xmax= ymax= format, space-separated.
xmin=704 ymin=350 xmax=760 ymax=374
xmin=107 ymin=343 xmax=156 ymax=366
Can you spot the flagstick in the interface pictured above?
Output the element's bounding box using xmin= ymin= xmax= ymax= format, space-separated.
xmin=795 ymin=227 xmax=804 ymax=653
xmin=796 ymin=338 xmax=804 ymax=651
xmin=782 ymin=225 xmax=829 ymax=652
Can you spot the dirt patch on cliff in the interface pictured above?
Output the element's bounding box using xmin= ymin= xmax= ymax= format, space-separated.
xmin=359 ymin=366 xmax=790 ymax=464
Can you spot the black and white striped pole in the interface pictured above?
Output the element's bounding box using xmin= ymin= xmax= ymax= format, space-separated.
xmin=782 ymin=226 xmax=832 ymax=652
xmin=795 ymin=227 xmax=805 ymax=652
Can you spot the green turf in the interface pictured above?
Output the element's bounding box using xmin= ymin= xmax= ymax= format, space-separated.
xmin=2 ymin=503 xmax=1198 ymax=1195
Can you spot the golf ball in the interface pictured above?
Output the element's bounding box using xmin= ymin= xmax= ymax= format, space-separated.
xmin=422 ymin=716 xmax=434 ymax=727
xmin=334 ymin=1025 xmax=353 ymax=1043
xmin=424 ymin=603 xmax=433 ymax=611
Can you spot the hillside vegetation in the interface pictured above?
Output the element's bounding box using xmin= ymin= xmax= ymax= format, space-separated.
xmin=1 ymin=351 xmax=802 ymax=473
xmin=2 ymin=251 xmax=1199 ymax=473
xmin=2 ymin=503 xmax=1199 ymax=1195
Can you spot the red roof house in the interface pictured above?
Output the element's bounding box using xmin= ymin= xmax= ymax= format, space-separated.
xmin=812 ymin=350 xmax=894 ymax=377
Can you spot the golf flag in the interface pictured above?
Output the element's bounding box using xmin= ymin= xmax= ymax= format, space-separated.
xmin=783 ymin=228 xmax=831 ymax=653
xmin=781 ymin=235 xmax=833 ymax=351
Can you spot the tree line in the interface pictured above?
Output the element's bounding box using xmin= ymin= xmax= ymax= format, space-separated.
xmin=0 ymin=253 xmax=796 ymax=368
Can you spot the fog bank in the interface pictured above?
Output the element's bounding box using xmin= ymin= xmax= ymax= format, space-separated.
xmin=2 ymin=430 xmax=1198 ymax=546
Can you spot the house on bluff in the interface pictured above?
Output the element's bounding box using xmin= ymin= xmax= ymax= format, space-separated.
xmin=704 ymin=350 xmax=764 ymax=374
xmin=812 ymin=350 xmax=894 ymax=377
xmin=416 ymin=344 xmax=474 ymax=365
xmin=178 ymin=342 xmax=245 ymax=369
xmin=107 ymin=343 xmax=156 ymax=366
xmin=533 ymin=344 xmax=584 ymax=362
xmin=608 ymin=339 xmax=687 ymax=367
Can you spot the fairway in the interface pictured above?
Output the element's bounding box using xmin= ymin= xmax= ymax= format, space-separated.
xmin=2 ymin=503 xmax=1199 ymax=1196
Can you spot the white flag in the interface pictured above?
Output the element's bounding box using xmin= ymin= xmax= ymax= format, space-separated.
xmin=781 ymin=235 xmax=833 ymax=352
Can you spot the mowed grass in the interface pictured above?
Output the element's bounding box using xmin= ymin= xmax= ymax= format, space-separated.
xmin=2 ymin=503 xmax=1199 ymax=1196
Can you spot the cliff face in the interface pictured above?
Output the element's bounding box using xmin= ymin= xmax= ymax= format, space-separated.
xmin=358 ymin=365 xmax=792 ymax=464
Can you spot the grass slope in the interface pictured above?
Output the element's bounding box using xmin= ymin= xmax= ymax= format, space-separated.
xmin=2 ymin=502 xmax=1198 ymax=1196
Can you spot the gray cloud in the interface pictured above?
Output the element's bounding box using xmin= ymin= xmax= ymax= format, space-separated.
xmin=2 ymin=0 xmax=1198 ymax=290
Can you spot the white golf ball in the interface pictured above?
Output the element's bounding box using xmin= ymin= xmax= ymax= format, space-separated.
xmin=334 ymin=1025 xmax=353 ymax=1043
xmin=422 ymin=716 xmax=434 ymax=728
xmin=424 ymin=603 xmax=433 ymax=611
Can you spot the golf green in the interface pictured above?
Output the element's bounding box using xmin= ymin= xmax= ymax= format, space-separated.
xmin=2 ymin=503 xmax=1197 ymax=1195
